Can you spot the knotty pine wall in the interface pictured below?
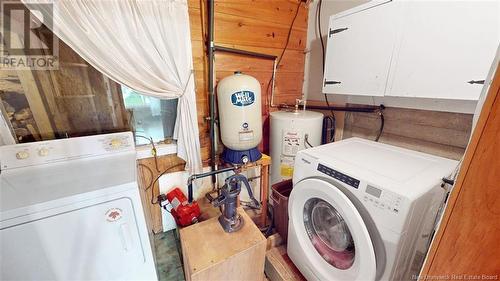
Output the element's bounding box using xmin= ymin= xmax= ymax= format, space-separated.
xmin=189 ymin=0 xmax=308 ymax=159
xmin=138 ymin=0 xmax=309 ymax=233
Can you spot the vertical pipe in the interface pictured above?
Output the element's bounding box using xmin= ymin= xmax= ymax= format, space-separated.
xmin=208 ymin=0 xmax=216 ymax=185
xmin=270 ymin=59 xmax=277 ymax=107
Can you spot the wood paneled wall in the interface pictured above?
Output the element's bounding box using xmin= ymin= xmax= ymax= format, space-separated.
xmin=343 ymin=106 xmax=473 ymax=160
xmin=138 ymin=0 xmax=310 ymax=233
xmin=189 ymin=0 xmax=309 ymax=159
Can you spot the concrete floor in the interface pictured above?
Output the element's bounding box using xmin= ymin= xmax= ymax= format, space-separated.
xmin=153 ymin=230 xmax=185 ymax=281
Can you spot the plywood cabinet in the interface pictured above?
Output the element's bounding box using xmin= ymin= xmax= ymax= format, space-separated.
xmin=323 ymin=0 xmax=396 ymax=96
xmin=323 ymin=0 xmax=499 ymax=101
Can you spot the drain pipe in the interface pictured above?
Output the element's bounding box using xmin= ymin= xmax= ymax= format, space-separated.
xmin=296 ymin=104 xmax=385 ymax=113
xmin=207 ymin=0 xmax=216 ymax=186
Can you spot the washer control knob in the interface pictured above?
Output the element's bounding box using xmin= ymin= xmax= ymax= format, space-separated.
xmin=110 ymin=138 xmax=122 ymax=148
xmin=38 ymin=148 xmax=49 ymax=156
xmin=16 ymin=151 xmax=29 ymax=159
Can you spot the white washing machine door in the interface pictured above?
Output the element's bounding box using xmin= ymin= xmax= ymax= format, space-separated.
xmin=288 ymin=178 xmax=376 ymax=280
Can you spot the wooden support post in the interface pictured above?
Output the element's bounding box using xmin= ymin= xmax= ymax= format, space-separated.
xmin=15 ymin=69 xmax=55 ymax=140
xmin=0 ymin=24 xmax=55 ymax=140
xmin=259 ymin=154 xmax=271 ymax=227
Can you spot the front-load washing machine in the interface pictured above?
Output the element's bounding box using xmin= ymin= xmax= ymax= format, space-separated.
xmin=287 ymin=138 xmax=458 ymax=281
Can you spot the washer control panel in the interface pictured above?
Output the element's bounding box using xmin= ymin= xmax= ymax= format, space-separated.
xmin=317 ymin=163 xmax=360 ymax=189
xmin=363 ymin=184 xmax=403 ymax=214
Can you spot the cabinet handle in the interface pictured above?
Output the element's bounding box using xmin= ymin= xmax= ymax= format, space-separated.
xmin=467 ymin=80 xmax=485 ymax=85
xmin=324 ymin=80 xmax=341 ymax=86
xmin=329 ymin=27 xmax=348 ymax=38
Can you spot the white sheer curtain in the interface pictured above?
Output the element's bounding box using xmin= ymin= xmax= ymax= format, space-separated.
xmin=23 ymin=0 xmax=202 ymax=173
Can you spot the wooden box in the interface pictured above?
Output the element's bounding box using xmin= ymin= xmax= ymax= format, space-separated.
xmin=180 ymin=207 xmax=266 ymax=281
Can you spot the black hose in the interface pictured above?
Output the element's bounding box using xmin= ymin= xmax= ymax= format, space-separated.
xmin=150 ymin=163 xmax=186 ymax=205
xmin=322 ymin=116 xmax=336 ymax=144
xmin=316 ymin=0 xmax=336 ymax=120
xmin=305 ymin=134 xmax=314 ymax=148
xmin=264 ymin=204 xmax=275 ymax=237
xmin=331 ymin=114 xmax=336 ymax=142
xmin=375 ymin=111 xmax=385 ymax=142
xmin=265 ymin=1 xmax=302 ymax=104
xmin=318 ymin=0 xmax=325 ymax=73
xmin=135 ymin=134 xmax=160 ymax=172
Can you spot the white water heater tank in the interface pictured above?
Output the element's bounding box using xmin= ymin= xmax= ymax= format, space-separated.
xmin=270 ymin=109 xmax=323 ymax=185
xmin=217 ymin=72 xmax=262 ymax=151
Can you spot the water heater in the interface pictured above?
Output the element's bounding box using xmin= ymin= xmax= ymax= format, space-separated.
xmin=270 ymin=109 xmax=323 ymax=184
xmin=217 ymin=71 xmax=262 ymax=164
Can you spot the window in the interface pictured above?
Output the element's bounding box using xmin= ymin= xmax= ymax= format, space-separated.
xmin=121 ymin=86 xmax=177 ymax=145
xmin=0 ymin=8 xmax=176 ymax=146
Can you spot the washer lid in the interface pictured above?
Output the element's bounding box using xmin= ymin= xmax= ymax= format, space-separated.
xmin=289 ymin=178 xmax=377 ymax=280
xmin=0 ymin=152 xmax=136 ymax=214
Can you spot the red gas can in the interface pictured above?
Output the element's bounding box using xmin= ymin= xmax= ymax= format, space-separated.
xmin=166 ymin=187 xmax=201 ymax=226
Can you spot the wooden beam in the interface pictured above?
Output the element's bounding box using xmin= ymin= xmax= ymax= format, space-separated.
xmin=31 ymin=69 xmax=71 ymax=135
xmin=0 ymin=25 xmax=56 ymax=140
xmin=265 ymin=246 xmax=306 ymax=281
xmin=14 ymin=68 xmax=55 ymax=139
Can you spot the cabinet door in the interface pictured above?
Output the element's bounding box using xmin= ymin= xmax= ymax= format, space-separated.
xmin=387 ymin=1 xmax=500 ymax=100
xmin=323 ymin=1 xmax=397 ymax=96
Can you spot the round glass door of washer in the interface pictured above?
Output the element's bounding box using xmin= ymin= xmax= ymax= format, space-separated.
xmin=304 ymin=198 xmax=355 ymax=270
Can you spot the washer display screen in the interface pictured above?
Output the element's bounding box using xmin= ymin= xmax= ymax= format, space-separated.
xmin=366 ymin=185 xmax=382 ymax=198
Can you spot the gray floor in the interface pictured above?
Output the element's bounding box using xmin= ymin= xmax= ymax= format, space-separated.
xmin=153 ymin=230 xmax=185 ymax=281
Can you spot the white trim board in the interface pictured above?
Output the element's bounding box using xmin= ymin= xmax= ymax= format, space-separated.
xmin=0 ymin=112 xmax=15 ymax=146
xmin=135 ymin=142 xmax=177 ymax=160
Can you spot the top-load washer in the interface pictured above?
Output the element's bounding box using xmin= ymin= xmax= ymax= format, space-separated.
xmin=0 ymin=132 xmax=157 ymax=280
xmin=287 ymin=138 xmax=458 ymax=281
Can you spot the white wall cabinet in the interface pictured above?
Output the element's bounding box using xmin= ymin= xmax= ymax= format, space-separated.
xmin=323 ymin=0 xmax=499 ymax=101
xmin=323 ymin=0 xmax=396 ymax=96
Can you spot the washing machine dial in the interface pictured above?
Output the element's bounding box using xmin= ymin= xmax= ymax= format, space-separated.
xmin=38 ymin=148 xmax=49 ymax=156
xmin=110 ymin=138 xmax=122 ymax=148
xmin=16 ymin=151 xmax=29 ymax=159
